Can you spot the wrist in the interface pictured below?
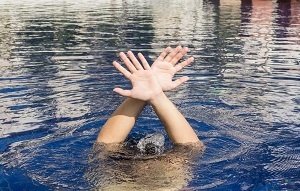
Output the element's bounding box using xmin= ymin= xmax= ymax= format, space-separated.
xmin=148 ymin=91 xmax=167 ymax=106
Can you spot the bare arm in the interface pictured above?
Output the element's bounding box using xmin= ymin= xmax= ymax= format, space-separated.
xmin=96 ymin=46 xmax=196 ymax=144
xmin=96 ymin=98 xmax=146 ymax=143
xmin=149 ymin=93 xmax=201 ymax=144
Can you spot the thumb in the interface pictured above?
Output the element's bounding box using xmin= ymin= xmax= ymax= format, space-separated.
xmin=113 ymin=88 xmax=132 ymax=97
xmin=172 ymin=76 xmax=189 ymax=88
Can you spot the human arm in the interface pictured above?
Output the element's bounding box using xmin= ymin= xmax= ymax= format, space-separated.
xmin=96 ymin=51 xmax=162 ymax=144
xmin=149 ymin=92 xmax=201 ymax=144
xmin=96 ymin=47 xmax=195 ymax=144
xmin=96 ymin=98 xmax=146 ymax=143
xmin=102 ymin=51 xmax=201 ymax=144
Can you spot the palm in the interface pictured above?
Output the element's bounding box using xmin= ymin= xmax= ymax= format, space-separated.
xmin=112 ymin=47 xmax=194 ymax=100
xmin=152 ymin=60 xmax=177 ymax=91
xmin=129 ymin=70 xmax=162 ymax=101
xmin=151 ymin=46 xmax=194 ymax=91
xmin=112 ymin=52 xmax=162 ymax=101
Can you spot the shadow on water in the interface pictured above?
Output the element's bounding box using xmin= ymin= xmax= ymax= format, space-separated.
xmin=0 ymin=0 xmax=299 ymax=190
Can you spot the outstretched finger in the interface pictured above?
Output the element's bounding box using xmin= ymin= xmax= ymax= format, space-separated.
xmin=127 ymin=51 xmax=143 ymax=70
xmin=113 ymin=87 xmax=132 ymax=97
xmin=172 ymin=76 xmax=189 ymax=88
xmin=119 ymin=52 xmax=137 ymax=72
xmin=113 ymin=61 xmax=131 ymax=79
xmin=170 ymin=47 xmax=189 ymax=65
xmin=174 ymin=57 xmax=194 ymax=72
xmin=138 ymin=53 xmax=151 ymax=70
xmin=164 ymin=45 xmax=182 ymax=62
xmin=156 ymin=47 xmax=172 ymax=61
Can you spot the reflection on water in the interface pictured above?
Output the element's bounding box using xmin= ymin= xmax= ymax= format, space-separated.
xmin=0 ymin=0 xmax=299 ymax=190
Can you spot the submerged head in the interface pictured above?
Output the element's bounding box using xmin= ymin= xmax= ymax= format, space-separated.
xmin=87 ymin=133 xmax=201 ymax=191
xmin=137 ymin=133 xmax=165 ymax=155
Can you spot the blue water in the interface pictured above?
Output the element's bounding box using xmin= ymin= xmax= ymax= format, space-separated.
xmin=0 ymin=0 xmax=299 ymax=190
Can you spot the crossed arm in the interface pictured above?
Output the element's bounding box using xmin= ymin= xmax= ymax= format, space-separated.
xmin=96 ymin=46 xmax=201 ymax=145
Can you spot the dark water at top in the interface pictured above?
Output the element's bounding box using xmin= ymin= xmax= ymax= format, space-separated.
xmin=0 ymin=0 xmax=299 ymax=190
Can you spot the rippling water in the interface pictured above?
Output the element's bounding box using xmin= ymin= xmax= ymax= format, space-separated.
xmin=0 ymin=0 xmax=299 ymax=190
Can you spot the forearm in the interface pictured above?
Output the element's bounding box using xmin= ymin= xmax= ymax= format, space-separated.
xmin=150 ymin=93 xmax=201 ymax=144
xmin=97 ymin=98 xmax=146 ymax=143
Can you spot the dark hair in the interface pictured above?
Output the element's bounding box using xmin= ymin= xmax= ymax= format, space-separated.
xmin=145 ymin=143 xmax=159 ymax=155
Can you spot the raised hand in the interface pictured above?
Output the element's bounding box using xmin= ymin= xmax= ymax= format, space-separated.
xmin=151 ymin=46 xmax=194 ymax=91
xmin=113 ymin=52 xmax=163 ymax=101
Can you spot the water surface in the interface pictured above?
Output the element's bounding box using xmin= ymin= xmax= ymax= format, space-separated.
xmin=0 ymin=0 xmax=299 ymax=190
